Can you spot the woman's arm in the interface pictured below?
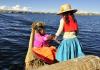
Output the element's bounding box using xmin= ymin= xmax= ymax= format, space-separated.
xmin=55 ymin=18 xmax=64 ymax=37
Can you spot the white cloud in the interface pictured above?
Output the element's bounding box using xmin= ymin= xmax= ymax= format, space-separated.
xmin=0 ymin=5 xmax=31 ymax=11
xmin=0 ymin=6 xmax=6 ymax=9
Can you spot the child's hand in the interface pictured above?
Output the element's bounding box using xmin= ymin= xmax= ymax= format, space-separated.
xmin=50 ymin=34 xmax=56 ymax=40
xmin=47 ymin=35 xmax=55 ymax=40
xmin=47 ymin=35 xmax=52 ymax=40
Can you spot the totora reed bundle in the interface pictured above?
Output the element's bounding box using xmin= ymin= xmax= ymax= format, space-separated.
xmin=36 ymin=55 xmax=100 ymax=70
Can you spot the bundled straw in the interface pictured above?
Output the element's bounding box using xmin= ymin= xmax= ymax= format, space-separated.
xmin=25 ymin=23 xmax=46 ymax=70
xmin=36 ymin=55 xmax=100 ymax=70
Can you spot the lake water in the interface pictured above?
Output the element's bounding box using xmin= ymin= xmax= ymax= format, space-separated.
xmin=0 ymin=13 xmax=100 ymax=70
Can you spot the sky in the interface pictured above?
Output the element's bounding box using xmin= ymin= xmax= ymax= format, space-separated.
xmin=0 ymin=0 xmax=100 ymax=13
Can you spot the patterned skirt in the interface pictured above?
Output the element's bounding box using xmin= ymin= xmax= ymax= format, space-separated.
xmin=56 ymin=37 xmax=84 ymax=61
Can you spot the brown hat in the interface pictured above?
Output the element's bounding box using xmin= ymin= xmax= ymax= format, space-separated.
xmin=57 ymin=4 xmax=77 ymax=15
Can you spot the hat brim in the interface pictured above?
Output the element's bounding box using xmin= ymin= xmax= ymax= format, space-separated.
xmin=57 ymin=9 xmax=77 ymax=15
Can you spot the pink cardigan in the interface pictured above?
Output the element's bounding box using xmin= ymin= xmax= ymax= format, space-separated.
xmin=34 ymin=33 xmax=49 ymax=48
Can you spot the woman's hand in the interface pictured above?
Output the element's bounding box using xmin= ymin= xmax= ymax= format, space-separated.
xmin=54 ymin=36 xmax=57 ymax=40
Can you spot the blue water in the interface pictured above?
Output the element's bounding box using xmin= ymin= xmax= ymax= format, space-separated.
xmin=0 ymin=13 xmax=100 ymax=69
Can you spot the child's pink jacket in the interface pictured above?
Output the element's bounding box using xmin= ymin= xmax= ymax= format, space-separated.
xmin=34 ymin=33 xmax=49 ymax=48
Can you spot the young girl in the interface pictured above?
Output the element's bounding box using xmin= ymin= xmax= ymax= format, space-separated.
xmin=25 ymin=22 xmax=56 ymax=70
xmin=55 ymin=4 xmax=84 ymax=61
xmin=32 ymin=22 xmax=56 ymax=64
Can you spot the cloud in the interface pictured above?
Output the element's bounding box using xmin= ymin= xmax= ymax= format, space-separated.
xmin=0 ymin=6 xmax=6 ymax=9
xmin=0 ymin=5 xmax=31 ymax=11
xmin=76 ymin=9 xmax=100 ymax=14
xmin=11 ymin=5 xmax=31 ymax=11
xmin=76 ymin=10 xmax=89 ymax=13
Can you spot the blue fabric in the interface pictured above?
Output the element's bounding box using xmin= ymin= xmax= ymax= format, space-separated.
xmin=56 ymin=37 xmax=84 ymax=61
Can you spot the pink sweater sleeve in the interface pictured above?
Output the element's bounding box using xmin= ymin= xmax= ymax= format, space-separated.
xmin=34 ymin=33 xmax=49 ymax=47
xmin=43 ymin=34 xmax=49 ymax=41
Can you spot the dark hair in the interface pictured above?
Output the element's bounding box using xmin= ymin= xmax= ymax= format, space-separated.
xmin=34 ymin=25 xmax=45 ymax=33
xmin=61 ymin=12 xmax=77 ymax=23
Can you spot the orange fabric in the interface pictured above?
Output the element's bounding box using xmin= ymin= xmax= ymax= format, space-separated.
xmin=32 ymin=46 xmax=56 ymax=64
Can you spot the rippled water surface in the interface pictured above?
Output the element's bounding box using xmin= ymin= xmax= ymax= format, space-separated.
xmin=0 ymin=13 xmax=100 ymax=69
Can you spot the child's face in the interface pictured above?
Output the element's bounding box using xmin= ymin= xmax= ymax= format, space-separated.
xmin=40 ymin=29 xmax=45 ymax=35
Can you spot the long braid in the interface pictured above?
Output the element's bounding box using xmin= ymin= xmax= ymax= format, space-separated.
xmin=71 ymin=13 xmax=77 ymax=23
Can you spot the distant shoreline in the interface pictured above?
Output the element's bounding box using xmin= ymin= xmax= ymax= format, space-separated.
xmin=0 ymin=9 xmax=100 ymax=16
